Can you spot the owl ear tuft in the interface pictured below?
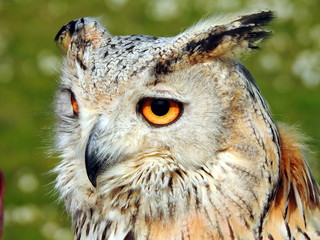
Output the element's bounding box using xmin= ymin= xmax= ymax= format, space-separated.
xmin=55 ymin=19 xmax=78 ymax=53
xmin=183 ymin=11 xmax=274 ymax=63
xmin=55 ymin=18 xmax=109 ymax=54
xmin=155 ymin=11 xmax=274 ymax=75
xmin=181 ymin=10 xmax=274 ymax=62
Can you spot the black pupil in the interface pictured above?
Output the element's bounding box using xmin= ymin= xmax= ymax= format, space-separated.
xmin=151 ymin=99 xmax=170 ymax=116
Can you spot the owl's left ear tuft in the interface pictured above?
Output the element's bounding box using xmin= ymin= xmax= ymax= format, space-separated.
xmin=155 ymin=11 xmax=274 ymax=75
xmin=55 ymin=18 xmax=109 ymax=54
xmin=182 ymin=10 xmax=274 ymax=62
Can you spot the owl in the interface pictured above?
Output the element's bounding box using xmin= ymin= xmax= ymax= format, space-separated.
xmin=53 ymin=11 xmax=320 ymax=239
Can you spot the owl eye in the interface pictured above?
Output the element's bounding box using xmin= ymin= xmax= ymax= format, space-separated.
xmin=70 ymin=91 xmax=79 ymax=115
xmin=139 ymin=98 xmax=182 ymax=126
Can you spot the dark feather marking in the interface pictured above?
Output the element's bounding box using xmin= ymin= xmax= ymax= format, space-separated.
xmin=145 ymin=172 xmax=152 ymax=183
xmin=168 ymin=174 xmax=173 ymax=189
xmin=297 ymin=227 xmax=311 ymax=240
xmin=126 ymin=45 xmax=134 ymax=51
xmin=101 ymin=220 xmax=112 ymax=240
xmin=79 ymin=212 xmax=86 ymax=230
xmin=238 ymin=11 xmax=274 ymax=26
xmin=124 ymin=231 xmax=135 ymax=240
xmin=175 ymin=169 xmax=185 ymax=179
xmin=54 ymin=19 xmax=77 ymax=42
xmin=126 ymin=189 xmax=134 ymax=201
xmin=283 ymin=185 xmax=289 ymax=219
xmin=268 ymin=234 xmax=274 ymax=240
xmin=154 ymin=58 xmax=178 ymax=75
xmin=227 ymin=219 xmax=235 ymax=240
xmin=184 ymin=33 xmax=222 ymax=54
xmin=285 ymin=222 xmax=292 ymax=239
xmin=76 ymin=55 xmax=87 ymax=70
xmin=89 ymin=208 xmax=93 ymax=219
xmin=257 ymin=191 xmax=276 ymax=238
xmin=243 ymin=218 xmax=250 ymax=229
xmin=101 ymin=228 xmax=107 ymax=240
xmin=192 ymin=184 xmax=200 ymax=206
xmin=245 ymin=31 xmax=271 ymax=42
xmin=161 ymin=172 xmax=165 ymax=183
xmin=105 ymin=220 xmax=112 ymax=229
xmin=86 ymin=222 xmax=90 ymax=235
xmin=186 ymin=187 xmax=191 ymax=205
xmin=268 ymin=174 xmax=272 ymax=184
xmin=200 ymin=166 xmax=214 ymax=178
xmin=303 ymin=210 xmax=307 ymax=228
xmin=184 ymin=26 xmax=271 ymax=55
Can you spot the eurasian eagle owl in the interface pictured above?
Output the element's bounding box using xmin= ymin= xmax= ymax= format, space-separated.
xmin=53 ymin=11 xmax=320 ymax=239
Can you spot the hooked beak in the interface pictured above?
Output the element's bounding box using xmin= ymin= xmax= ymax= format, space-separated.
xmin=85 ymin=132 xmax=106 ymax=188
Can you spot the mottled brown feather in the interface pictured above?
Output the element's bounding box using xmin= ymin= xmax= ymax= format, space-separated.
xmin=264 ymin=124 xmax=320 ymax=238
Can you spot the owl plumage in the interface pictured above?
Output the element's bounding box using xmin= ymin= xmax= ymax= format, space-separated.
xmin=53 ymin=11 xmax=320 ymax=239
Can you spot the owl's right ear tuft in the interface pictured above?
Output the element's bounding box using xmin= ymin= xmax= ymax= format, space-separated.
xmin=55 ymin=19 xmax=78 ymax=53
xmin=55 ymin=18 xmax=109 ymax=54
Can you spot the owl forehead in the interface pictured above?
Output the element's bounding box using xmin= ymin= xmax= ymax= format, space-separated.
xmin=98 ymin=35 xmax=170 ymax=78
xmin=72 ymin=34 xmax=174 ymax=101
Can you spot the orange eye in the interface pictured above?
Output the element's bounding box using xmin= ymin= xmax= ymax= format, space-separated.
xmin=70 ymin=92 xmax=79 ymax=115
xmin=140 ymin=98 xmax=182 ymax=126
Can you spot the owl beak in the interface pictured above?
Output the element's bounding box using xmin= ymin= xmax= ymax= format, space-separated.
xmin=85 ymin=132 xmax=105 ymax=188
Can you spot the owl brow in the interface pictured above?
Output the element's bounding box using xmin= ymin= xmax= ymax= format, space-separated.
xmin=154 ymin=58 xmax=181 ymax=75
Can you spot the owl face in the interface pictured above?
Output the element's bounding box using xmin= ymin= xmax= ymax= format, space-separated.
xmin=56 ymin=45 xmax=226 ymax=183
xmin=54 ymin=12 xmax=280 ymax=225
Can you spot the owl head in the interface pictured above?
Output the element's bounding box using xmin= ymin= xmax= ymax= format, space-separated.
xmin=54 ymin=11 xmax=280 ymax=229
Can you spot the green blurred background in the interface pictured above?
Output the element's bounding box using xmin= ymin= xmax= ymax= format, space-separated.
xmin=0 ymin=0 xmax=319 ymax=239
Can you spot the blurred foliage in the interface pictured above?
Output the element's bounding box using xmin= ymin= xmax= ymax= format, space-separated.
xmin=0 ymin=0 xmax=319 ymax=239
